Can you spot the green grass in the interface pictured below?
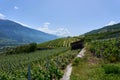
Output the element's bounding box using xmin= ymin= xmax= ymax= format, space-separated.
xmin=70 ymin=51 xmax=120 ymax=80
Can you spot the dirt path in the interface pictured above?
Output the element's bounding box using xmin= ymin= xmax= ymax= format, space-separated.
xmin=77 ymin=48 xmax=86 ymax=58
xmin=61 ymin=64 xmax=72 ymax=80
xmin=61 ymin=48 xmax=85 ymax=80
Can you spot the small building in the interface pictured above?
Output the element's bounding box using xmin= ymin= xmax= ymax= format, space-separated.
xmin=71 ymin=40 xmax=84 ymax=50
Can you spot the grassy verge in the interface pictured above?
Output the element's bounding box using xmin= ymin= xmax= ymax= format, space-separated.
xmin=70 ymin=49 xmax=120 ymax=80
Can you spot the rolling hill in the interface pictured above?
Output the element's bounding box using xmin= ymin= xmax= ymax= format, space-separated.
xmin=85 ymin=23 xmax=120 ymax=35
xmin=0 ymin=19 xmax=57 ymax=47
xmin=84 ymin=23 xmax=120 ymax=39
xmin=38 ymin=37 xmax=80 ymax=48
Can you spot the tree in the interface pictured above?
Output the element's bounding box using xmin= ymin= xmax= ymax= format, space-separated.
xmin=28 ymin=43 xmax=37 ymax=52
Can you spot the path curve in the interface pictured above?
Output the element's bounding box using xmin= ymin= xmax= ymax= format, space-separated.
xmin=61 ymin=48 xmax=86 ymax=80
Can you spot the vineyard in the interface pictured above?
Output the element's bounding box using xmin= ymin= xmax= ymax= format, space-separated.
xmin=0 ymin=46 xmax=79 ymax=80
xmin=1 ymin=35 xmax=120 ymax=80
xmin=70 ymin=38 xmax=120 ymax=80
xmin=38 ymin=37 xmax=80 ymax=48
xmin=0 ymin=36 xmax=81 ymax=80
xmin=87 ymin=38 xmax=120 ymax=62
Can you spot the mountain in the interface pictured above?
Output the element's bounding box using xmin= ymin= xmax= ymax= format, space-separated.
xmin=84 ymin=23 xmax=120 ymax=39
xmin=85 ymin=23 xmax=120 ymax=35
xmin=0 ymin=19 xmax=57 ymax=47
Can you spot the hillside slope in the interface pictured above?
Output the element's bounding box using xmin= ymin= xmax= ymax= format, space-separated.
xmin=0 ymin=19 xmax=57 ymax=47
xmin=85 ymin=23 xmax=120 ymax=35
xmin=84 ymin=23 xmax=120 ymax=39
xmin=38 ymin=37 xmax=80 ymax=48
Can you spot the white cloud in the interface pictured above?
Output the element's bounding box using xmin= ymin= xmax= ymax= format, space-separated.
xmin=38 ymin=22 xmax=51 ymax=33
xmin=38 ymin=22 xmax=71 ymax=37
xmin=54 ymin=28 xmax=71 ymax=37
xmin=106 ymin=21 xmax=116 ymax=26
xmin=0 ymin=13 xmax=5 ymax=19
xmin=14 ymin=6 xmax=19 ymax=10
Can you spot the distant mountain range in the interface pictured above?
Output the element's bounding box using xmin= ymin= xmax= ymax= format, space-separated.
xmin=84 ymin=23 xmax=120 ymax=39
xmin=0 ymin=19 xmax=57 ymax=47
xmin=1 ymin=19 xmax=120 ymax=47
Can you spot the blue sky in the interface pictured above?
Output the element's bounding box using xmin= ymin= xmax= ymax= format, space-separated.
xmin=0 ymin=0 xmax=120 ymax=36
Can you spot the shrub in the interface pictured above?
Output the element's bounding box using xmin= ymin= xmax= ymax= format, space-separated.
xmin=72 ymin=58 xmax=83 ymax=66
xmin=28 ymin=43 xmax=37 ymax=52
xmin=102 ymin=64 xmax=120 ymax=74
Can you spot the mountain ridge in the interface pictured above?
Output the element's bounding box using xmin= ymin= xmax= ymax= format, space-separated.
xmin=0 ymin=19 xmax=57 ymax=47
xmin=85 ymin=23 xmax=120 ymax=35
xmin=83 ymin=23 xmax=120 ymax=40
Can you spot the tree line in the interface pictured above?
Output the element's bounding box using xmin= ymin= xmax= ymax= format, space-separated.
xmin=5 ymin=43 xmax=37 ymax=55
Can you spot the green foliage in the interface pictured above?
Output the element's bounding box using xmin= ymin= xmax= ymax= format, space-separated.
xmin=0 ymin=47 xmax=78 ymax=79
xmin=72 ymin=58 xmax=82 ymax=66
xmin=102 ymin=64 xmax=120 ymax=74
xmin=85 ymin=23 xmax=120 ymax=40
xmin=87 ymin=38 xmax=120 ymax=62
xmin=71 ymin=52 xmax=120 ymax=80
xmin=28 ymin=43 xmax=37 ymax=52
xmin=85 ymin=30 xmax=120 ymax=40
xmin=71 ymin=62 xmax=120 ymax=80
xmin=5 ymin=43 xmax=37 ymax=54
xmin=38 ymin=37 xmax=80 ymax=48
